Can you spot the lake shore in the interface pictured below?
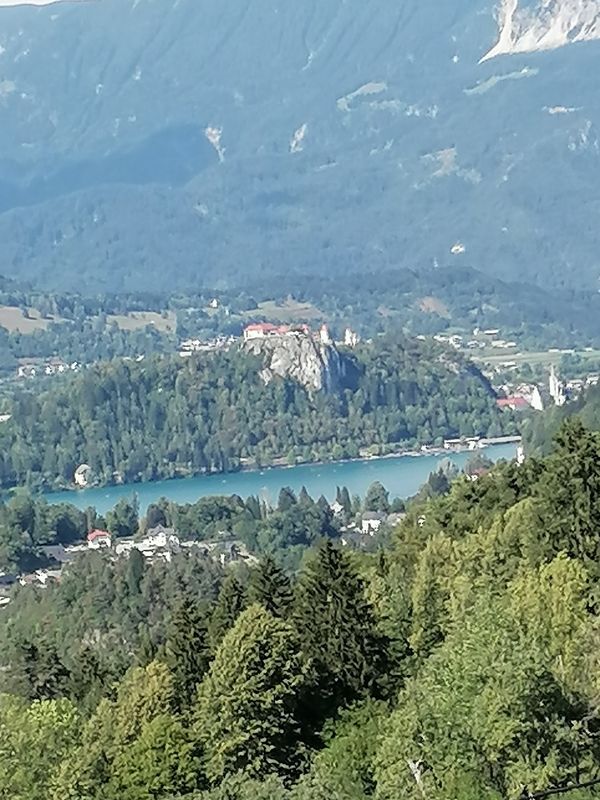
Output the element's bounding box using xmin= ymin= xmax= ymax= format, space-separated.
xmin=41 ymin=436 xmax=523 ymax=497
xmin=42 ymin=442 xmax=520 ymax=515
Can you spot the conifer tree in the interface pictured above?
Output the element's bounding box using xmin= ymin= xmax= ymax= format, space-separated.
xmin=340 ymin=486 xmax=352 ymax=515
xmin=69 ymin=645 xmax=108 ymax=710
xmin=249 ymin=556 xmax=293 ymax=618
xmin=208 ymin=574 xmax=247 ymax=652
xmin=537 ymin=419 xmax=600 ymax=568
xmin=195 ymin=603 xmax=307 ymax=784
xmin=364 ymin=481 xmax=390 ymax=513
xmin=298 ymin=486 xmax=313 ymax=507
xmin=11 ymin=637 xmax=70 ymax=701
xmin=165 ymin=597 xmax=210 ymax=710
xmin=277 ymin=487 xmax=297 ymax=512
xmin=294 ymin=541 xmax=389 ymax=728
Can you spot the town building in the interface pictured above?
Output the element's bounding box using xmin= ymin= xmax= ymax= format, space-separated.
xmin=443 ymin=437 xmax=481 ymax=450
xmin=242 ymin=322 xmax=312 ymax=342
xmin=319 ymin=324 xmax=332 ymax=345
xmin=549 ymin=365 xmax=566 ymax=407
xmin=0 ymin=573 xmax=17 ymax=591
xmin=361 ymin=512 xmax=385 ymax=535
xmin=41 ymin=545 xmax=77 ymax=566
xmin=74 ymin=463 xmax=92 ymax=488
xmin=344 ymin=328 xmax=360 ymax=348
xmin=87 ymin=529 xmax=112 ymax=549
xmin=115 ymin=525 xmax=180 ymax=562
xmin=330 ymin=500 xmax=345 ymax=517
xmin=496 ymin=396 xmax=530 ymax=411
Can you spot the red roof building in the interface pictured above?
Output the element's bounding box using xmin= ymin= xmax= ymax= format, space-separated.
xmin=496 ymin=396 xmax=530 ymax=411
xmin=87 ymin=529 xmax=112 ymax=548
xmin=243 ymin=323 xmax=311 ymax=341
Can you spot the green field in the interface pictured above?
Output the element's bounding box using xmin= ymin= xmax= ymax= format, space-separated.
xmin=107 ymin=311 xmax=177 ymax=333
xmin=473 ymin=349 xmax=600 ymax=368
xmin=241 ymin=299 xmax=324 ymax=322
xmin=0 ymin=305 xmax=62 ymax=334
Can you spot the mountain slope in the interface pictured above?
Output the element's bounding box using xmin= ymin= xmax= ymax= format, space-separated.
xmin=1 ymin=0 xmax=600 ymax=294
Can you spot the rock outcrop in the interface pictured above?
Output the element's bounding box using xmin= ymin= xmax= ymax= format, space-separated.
xmin=242 ymin=334 xmax=356 ymax=393
xmin=482 ymin=0 xmax=600 ymax=61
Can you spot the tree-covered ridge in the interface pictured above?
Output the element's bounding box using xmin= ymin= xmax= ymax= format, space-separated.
xmin=3 ymin=421 xmax=600 ymax=798
xmin=0 ymin=335 xmax=510 ymax=490
xmin=525 ymin=383 xmax=600 ymax=456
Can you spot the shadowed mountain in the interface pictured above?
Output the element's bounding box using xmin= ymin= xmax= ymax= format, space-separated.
xmin=0 ymin=0 xmax=599 ymax=297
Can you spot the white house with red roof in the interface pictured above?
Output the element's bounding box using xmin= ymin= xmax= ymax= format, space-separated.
xmin=87 ymin=529 xmax=112 ymax=549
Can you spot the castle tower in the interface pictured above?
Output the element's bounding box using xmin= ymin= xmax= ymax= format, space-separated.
xmin=344 ymin=327 xmax=359 ymax=348
xmin=320 ymin=324 xmax=332 ymax=345
xmin=549 ymin=365 xmax=566 ymax=407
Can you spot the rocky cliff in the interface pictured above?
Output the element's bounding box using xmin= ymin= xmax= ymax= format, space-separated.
xmin=242 ymin=335 xmax=357 ymax=394
xmin=482 ymin=0 xmax=600 ymax=61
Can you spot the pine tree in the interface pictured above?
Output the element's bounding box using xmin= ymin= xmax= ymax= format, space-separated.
xmin=537 ymin=419 xmax=600 ymax=568
xmin=340 ymin=486 xmax=352 ymax=515
xmin=364 ymin=481 xmax=390 ymax=513
xmin=145 ymin=503 xmax=167 ymax=529
xmin=69 ymin=645 xmax=108 ymax=710
xmin=249 ymin=556 xmax=293 ymax=618
xmin=208 ymin=574 xmax=247 ymax=652
xmin=294 ymin=541 xmax=389 ymax=728
xmin=11 ymin=637 xmax=70 ymax=701
xmin=298 ymin=486 xmax=313 ymax=507
xmin=165 ymin=598 xmax=210 ymax=710
xmin=34 ymin=642 xmax=71 ymax=700
xmin=277 ymin=487 xmax=297 ymax=512
xmin=126 ymin=549 xmax=145 ymax=596
xmin=195 ymin=604 xmax=307 ymax=784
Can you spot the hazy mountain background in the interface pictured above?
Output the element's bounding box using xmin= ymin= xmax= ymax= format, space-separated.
xmin=1 ymin=0 xmax=600 ymax=299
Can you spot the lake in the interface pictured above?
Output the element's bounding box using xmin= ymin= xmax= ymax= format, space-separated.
xmin=44 ymin=443 xmax=518 ymax=514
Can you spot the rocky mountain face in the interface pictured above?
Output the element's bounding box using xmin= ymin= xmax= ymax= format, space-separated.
xmin=243 ymin=335 xmax=358 ymax=393
xmin=483 ymin=0 xmax=600 ymax=60
xmin=1 ymin=0 xmax=600 ymax=297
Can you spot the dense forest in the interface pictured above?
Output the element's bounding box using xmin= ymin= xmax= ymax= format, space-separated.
xmin=2 ymin=420 xmax=600 ymax=798
xmin=0 ymin=335 xmax=512 ymax=491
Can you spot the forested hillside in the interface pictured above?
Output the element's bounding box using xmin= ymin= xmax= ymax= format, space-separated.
xmin=2 ymin=420 xmax=600 ymax=798
xmin=525 ymin=383 xmax=600 ymax=455
xmin=0 ymin=335 xmax=509 ymax=490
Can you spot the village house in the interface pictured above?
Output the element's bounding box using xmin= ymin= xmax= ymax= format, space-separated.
xmin=0 ymin=572 xmax=17 ymax=588
xmin=41 ymin=544 xmax=77 ymax=566
xmin=18 ymin=569 xmax=61 ymax=588
xmin=0 ymin=573 xmax=17 ymax=604
xmin=496 ymin=396 xmax=530 ymax=411
xmin=194 ymin=538 xmax=258 ymax=567
xmin=361 ymin=512 xmax=385 ymax=535
xmin=116 ymin=525 xmax=181 ymax=562
xmin=330 ymin=500 xmax=345 ymax=517
xmin=443 ymin=437 xmax=481 ymax=451
xmin=87 ymin=529 xmax=112 ymax=549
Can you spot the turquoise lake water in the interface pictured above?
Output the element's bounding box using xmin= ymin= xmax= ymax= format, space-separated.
xmin=44 ymin=444 xmax=518 ymax=514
